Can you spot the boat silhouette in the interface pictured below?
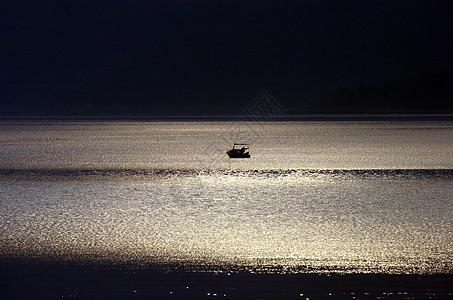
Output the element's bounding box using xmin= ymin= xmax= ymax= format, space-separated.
xmin=226 ymin=143 xmax=250 ymax=158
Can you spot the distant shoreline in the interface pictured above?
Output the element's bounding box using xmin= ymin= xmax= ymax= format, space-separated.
xmin=1 ymin=114 xmax=453 ymax=122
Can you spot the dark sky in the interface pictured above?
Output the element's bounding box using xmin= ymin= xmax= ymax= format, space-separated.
xmin=1 ymin=0 xmax=452 ymax=115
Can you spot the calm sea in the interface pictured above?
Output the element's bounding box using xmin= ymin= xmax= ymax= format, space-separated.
xmin=1 ymin=120 xmax=452 ymax=274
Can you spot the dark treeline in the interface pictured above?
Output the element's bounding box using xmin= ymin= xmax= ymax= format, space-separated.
xmin=1 ymin=71 xmax=452 ymax=116
xmin=307 ymin=71 xmax=453 ymax=114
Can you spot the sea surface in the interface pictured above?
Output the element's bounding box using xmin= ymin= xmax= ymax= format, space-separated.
xmin=1 ymin=120 xmax=452 ymax=275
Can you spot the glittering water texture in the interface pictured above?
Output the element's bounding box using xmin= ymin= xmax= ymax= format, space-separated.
xmin=0 ymin=121 xmax=452 ymax=274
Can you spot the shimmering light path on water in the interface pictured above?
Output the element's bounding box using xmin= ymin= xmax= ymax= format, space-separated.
xmin=1 ymin=169 xmax=452 ymax=274
xmin=1 ymin=121 xmax=452 ymax=170
xmin=0 ymin=121 xmax=452 ymax=274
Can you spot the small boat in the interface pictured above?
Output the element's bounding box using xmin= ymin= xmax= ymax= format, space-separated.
xmin=226 ymin=143 xmax=250 ymax=158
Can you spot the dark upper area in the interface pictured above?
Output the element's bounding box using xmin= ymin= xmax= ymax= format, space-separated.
xmin=1 ymin=0 xmax=452 ymax=116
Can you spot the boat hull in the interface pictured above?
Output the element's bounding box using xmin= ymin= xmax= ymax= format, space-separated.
xmin=226 ymin=152 xmax=250 ymax=158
